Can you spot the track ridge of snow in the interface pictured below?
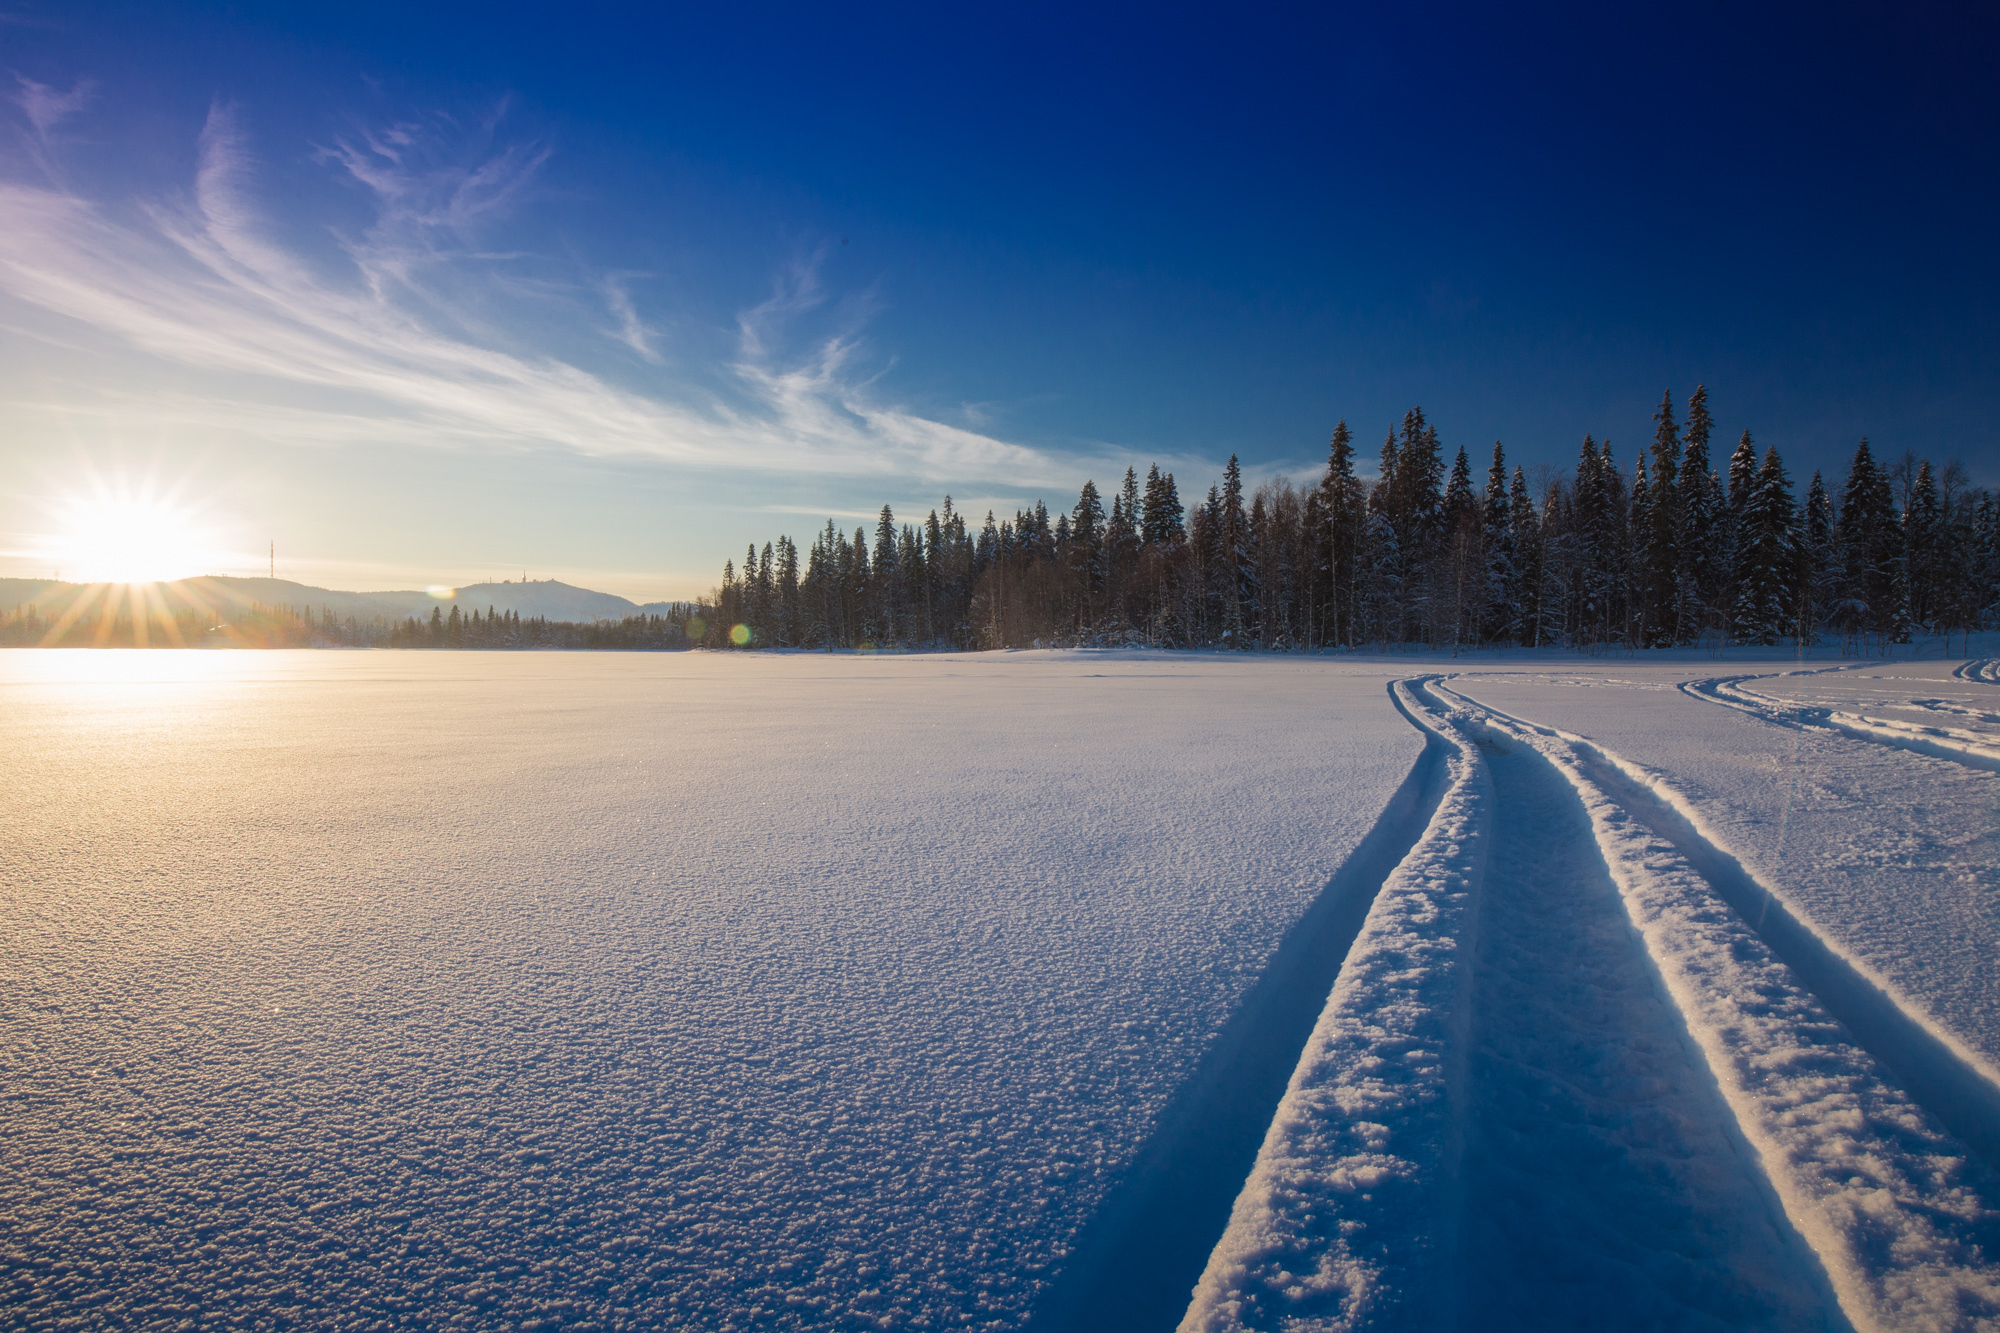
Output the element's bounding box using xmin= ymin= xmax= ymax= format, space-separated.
xmin=1037 ymin=697 xmax=1454 ymax=1333
xmin=1439 ymin=682 xmax=2000 ymax=1333
xmin=1685 ymin=673 xmax=2000 ymax=773
xmin=1912 ymin=699 xmax=2000 ymax=725
xmin=1952 ymin=660 xmax=2000 ymax=686
xmin=1179 ymin=679 xmax=1490 ymax=1333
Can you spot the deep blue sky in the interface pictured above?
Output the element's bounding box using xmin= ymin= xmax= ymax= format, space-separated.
xmin=3 ymin=1 xmax=1996 ymax=595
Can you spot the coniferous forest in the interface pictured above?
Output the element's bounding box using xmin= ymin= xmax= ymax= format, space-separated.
xmin=703 ymin=389 xmax=2000 ymax=655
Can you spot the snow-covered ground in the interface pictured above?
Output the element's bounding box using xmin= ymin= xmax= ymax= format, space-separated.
xmin=6 ymin=647 xmax=1998 ymax=1332
xmin=0 ymin=650 xmax=1421 ymax=1331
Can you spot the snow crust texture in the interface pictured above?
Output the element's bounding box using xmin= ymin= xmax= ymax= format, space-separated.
xmin=0 ymin=650 xmax=1421 ymax=1332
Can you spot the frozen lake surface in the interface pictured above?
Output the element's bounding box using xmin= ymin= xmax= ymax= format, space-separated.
xmin=8 ymin=648 xmax=2000 ymax=1332
xmin=0 ymin=650 xmax=1420 ymax=1330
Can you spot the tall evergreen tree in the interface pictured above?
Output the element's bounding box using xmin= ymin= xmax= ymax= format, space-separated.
xmin=1480 ymin=442 xmax=1515 ymax=642
xmin=1837 ymin=437 xmax=1905 ymax=644
xmin=1904 ymin=458 xmax=1943 ymax=631
xmin=1796 ymin=471 xmax=1835 ymax=645
xmin=1141 ymin=465 xmax=1186 ymax=547
xmin=1219 ymin=455 xmax=1249 ymax=643
xmin=1508 ymin=465 xmax=1544 ymax=646
xmin=1071 ymin=479 xmax=1106 ymax=597
xmin=1642 ymin=388 xmax=1682 ymax=645
xmin=1320 ymin=421 xmax=1365 ymax=648
xmin=1678 ymin=385 xmax=1721 ymax=640
xmin=1736 ymin=447 xmax=1796 ymax=644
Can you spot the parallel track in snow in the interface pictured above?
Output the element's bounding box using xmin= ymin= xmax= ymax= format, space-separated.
xmin=1953 ymin=659 xmax=2000 ymax=686
xmin=1433 ymin=683 xmax=2000 ymax=1333
xmin=1181 ymin=678 xmax=2000 ymax=1333
xmin=1683 ymin=670 xmax=2000 ymax=772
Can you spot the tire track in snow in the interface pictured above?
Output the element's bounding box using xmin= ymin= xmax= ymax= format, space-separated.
xmin=1039 ymin=682 xmax=1454 ymax=1333
xmin=1684 ymin=672 xmax=2000 ymax=773
xmin=1439 ymin=682 xmax=2000 ymax=1333
xmin=1451 ymin=699 xmax=1837 ymax=1332
xmin=1178 ymin=679 xmax=1489 ymax=1333
xmin=1183 ymin=679 xmax=1843 ymax=1332
xmin=1952 ymin=660 xmax=2000 ymax=686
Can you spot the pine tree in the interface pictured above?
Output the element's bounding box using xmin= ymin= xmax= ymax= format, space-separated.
xmin=1481 ymin=443 xmax=1515 ymax=642
xmin=1736 ymin=447 xmax=1796 ymax=644
xmin=1320 ymin=421 xmax=1365 ymax=649
xmin=1072 ymin=479 xmax=1106 ymax=599
xmin=1508 ymin=466 xmax=1544 ymax=646
xmin=1142 ymin=465 xmax=1185 ymax=547
xmin=1220 ymin=455 xmax=1249 ymax=644
xmin=1643 ymin=388 xmax=1682 ymax=645
xmin=1797 ymin=471 xmax=1835 ymax=645
xmin=1837 ymin=437 xmax=1905 ymax=645
xmin=1904 ymin=458 xmax=1942 ymax=632
xmin=1678 ymin=385 xmax=1721 ymax=642
xmin=1723 ymin=430 xmax=1760 ymax=642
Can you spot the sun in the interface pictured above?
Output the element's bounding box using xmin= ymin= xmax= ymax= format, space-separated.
xmin=50 ymin=489 xmax=217 ymax=584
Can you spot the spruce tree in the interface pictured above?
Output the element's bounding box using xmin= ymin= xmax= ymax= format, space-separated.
xmin=1678 ymin=386 xmax=1720 ymax=641
xmin=1737 ymin=447 xmax=1796 ymax=644
xmin=1837 ymin=437 xmax=1905 ymax=644
xmin=1904 ymin=459 xmax=1942 ymax=632
xmin=1142 ymin=465 xmax=1185 ymax=547
xmin=1643 ymin=389 xmax=1682 ymax=645
xmin=1797 ymin=471 xmax=1835 ymax=645
xmin=1723 ymin=430 xmax=1760 ymax=641
xmin=1321 ymin=422 xmax=1364 ymax=648
xmin=1481 ymin=443 xmax=1515 ymax=642
xmin=1072 ymin=480 xmax=1106 ymax=596
xmin=1220 ymin=455 xmax=1249 ymax=643
xmin=1508 ymin=465 xmax=1543 ymax=646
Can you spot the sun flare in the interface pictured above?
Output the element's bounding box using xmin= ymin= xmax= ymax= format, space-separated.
xmin=49 ymin=490 xmax=218 ymax=585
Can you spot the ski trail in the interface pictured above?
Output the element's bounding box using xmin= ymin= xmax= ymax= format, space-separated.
xmin=1457 ymin=718 xmax=1838 ymax=1331
xmin=1180 ymin=679 xmax=1488 ymax=1333
xmin=1684 ymin=672 xmax=2000 ymax=773
xmin=1440 ymin=682 xmax=2000 ymax=1333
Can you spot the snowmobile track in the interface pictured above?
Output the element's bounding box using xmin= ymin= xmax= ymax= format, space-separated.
xmin=1684 ymin=671 xmax=2000 ymax=773
xmin=1038 ymin=680 xmax=1455 ymax=1333
xmin=1435 ymin=680 xmax=2000 ymax=1333
xmin=1952 ymin=659 xmax=2000 ymax=686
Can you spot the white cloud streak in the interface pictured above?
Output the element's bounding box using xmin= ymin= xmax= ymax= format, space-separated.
xmin=0 ymin=102 xmax=1064 ymax=485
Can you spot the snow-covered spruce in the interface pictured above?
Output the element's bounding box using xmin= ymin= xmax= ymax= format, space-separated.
xmin=1440 ymin=683 xmax=2000 ymax=1333
xmin=1180 ymin=679 xmax=1489 ymax=1333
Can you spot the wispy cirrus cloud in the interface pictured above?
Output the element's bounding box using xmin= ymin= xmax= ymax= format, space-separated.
xmin=0 ymin=99 xmax=1064 ymax=486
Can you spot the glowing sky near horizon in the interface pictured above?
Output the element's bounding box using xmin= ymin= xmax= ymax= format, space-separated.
xmin=2 ymin=3 xmax=1997 ymax=600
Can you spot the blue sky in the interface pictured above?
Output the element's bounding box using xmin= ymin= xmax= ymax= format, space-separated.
xmin=3 ymin=2 xmax=1996 ymax=598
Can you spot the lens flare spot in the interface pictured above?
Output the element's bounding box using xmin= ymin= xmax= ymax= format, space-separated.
xmin=729 ymin=623 xmax=752 ymax=646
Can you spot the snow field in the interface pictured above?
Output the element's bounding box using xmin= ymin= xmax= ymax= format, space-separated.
xmin=1438 ymin=683 xmax=2000 ymax=1332
xmin=0 ymin=650 xmax=1425 ymax=1331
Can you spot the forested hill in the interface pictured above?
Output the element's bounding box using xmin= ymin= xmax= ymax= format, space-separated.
xmin=0 ymin=576 xmax=662 ymax=624
xmin=702 ymin=389 xmax=2000 ymax=654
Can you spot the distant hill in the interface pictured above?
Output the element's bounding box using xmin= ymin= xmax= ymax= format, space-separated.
xmin=445 ymin=581 xmax=643 ymax=621
xmin=0 ymin=576 xmax=681 ymax=625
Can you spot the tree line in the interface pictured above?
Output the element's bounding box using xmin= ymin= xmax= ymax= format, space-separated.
xmin=704 ymin=388 xmax=2000 ymax=654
